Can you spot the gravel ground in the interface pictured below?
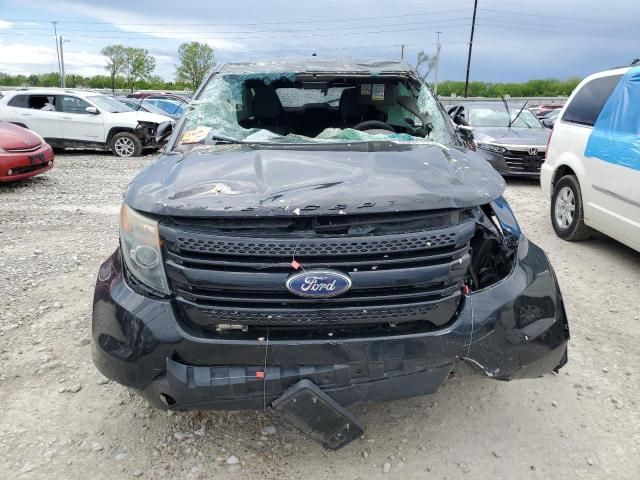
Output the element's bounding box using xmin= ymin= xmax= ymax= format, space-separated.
xmin=1 ymin=152 xmax=639 ymax=479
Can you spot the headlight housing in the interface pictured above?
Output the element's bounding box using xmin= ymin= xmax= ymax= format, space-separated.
xmin=477 ymin=142 xmax=508 ymax=154
xmin=120 ymin=204 xmax=170 ymax=294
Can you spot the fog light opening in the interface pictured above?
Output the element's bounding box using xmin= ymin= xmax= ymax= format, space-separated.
xmin=159 ymin=393 xmax=176 ymax=406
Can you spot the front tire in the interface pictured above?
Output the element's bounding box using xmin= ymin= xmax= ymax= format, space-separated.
xmin=551 ymin=175 xmax=591 ymax=241
xmin=110 ymin=132 xmax=142 ymax=157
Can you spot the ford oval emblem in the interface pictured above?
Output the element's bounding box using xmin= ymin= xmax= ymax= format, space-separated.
xmin=286 ymin=270 xmax=352 ymax=298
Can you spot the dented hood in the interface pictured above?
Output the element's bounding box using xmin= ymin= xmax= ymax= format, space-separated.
xmin=125 ymin=142 xmax=505 ymax=217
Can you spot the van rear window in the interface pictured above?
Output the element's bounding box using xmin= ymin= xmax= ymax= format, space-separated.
xmin=562 ymin=74 xmax=623 ymax=127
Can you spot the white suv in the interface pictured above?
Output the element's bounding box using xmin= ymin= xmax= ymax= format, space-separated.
xmin=0 ymin=88 xmax=174 ymax=157
xmin=541 ymin=65 xmax=640 ymax=252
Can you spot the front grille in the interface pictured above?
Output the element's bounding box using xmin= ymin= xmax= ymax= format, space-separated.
xmin=503 ymin=148 xmax=546 ymax=173
xmin=160 ymin=209 xmax=475 ymax=331
xmin=5 ymin=144 xmax=42 ymax=153
xmin=11 ymin=162 xmax=50 ymax=175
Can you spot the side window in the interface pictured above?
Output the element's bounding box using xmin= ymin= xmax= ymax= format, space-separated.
xmin=562 ymin=74 xmax=623 ymax=126
xmin=61 ymin=96 xmax=91 ymax=114
xmin=7 ymin=94 xmax=29 ymax=108
xmin=27 ymin=95 xmax=57 ymax=111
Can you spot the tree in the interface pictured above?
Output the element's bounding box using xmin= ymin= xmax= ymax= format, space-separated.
xmin=123 ymin=47 xmax=156 ymax=92
xmin=416 ymin=50 xmax=437 ymax=81
xmin=101 ymin=45 xmax=127 ymax=93
xmin=176 ymin=41 xmax=215 ymax=90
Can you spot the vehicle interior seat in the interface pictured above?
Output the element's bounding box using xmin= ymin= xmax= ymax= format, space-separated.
xmin=339 ymin=88 xmax=367 ymax=125
xmin=249 ymin=81 xmax=288 ymax=134
xmin=339 ymin=87 xmax=388 ymax=127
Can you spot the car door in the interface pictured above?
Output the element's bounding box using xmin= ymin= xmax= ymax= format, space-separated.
xmin=8 ymin=94 xmax=63 ymax=140
xmin=559 ymin=72 xmax=639 ymax=246
xmin=58 ymin=95 xmax=105 ymax=144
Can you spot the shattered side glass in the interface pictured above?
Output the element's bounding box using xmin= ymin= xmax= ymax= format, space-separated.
xmin=179 ymin=72 xmax=454 ymax=147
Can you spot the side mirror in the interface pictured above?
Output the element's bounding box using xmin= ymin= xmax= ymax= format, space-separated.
xmin=456 ymin=124 xmax=474 ymax=146
xmin=85 ymin=106 xmax=99 ymax=114
xmin=542 ymin=119 xmax=553 ymax=129
xmin=156 ymin=121 xmax=174 ymax=144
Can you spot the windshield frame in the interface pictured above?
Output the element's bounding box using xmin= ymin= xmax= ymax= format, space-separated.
xmin=169 ymin=67 xmax=462 ymax=151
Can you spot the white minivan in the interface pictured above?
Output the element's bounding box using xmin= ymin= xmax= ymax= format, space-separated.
xmin=541 ymin=64 xmax=640 ymax=252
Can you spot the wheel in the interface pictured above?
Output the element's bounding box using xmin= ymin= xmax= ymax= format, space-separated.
xmin=110 ymin=132 xmax=142 ymax=157
xmin=551 ymin=175 xmax=591 ymax=241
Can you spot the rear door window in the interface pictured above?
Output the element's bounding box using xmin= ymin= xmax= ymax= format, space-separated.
xmin=562 ymin=74 xmax=623 ymax=126
xmin=7 ymin=94 xmax=29 ymax=108
xmin=25 ymin=95 xmax=58 ymax=111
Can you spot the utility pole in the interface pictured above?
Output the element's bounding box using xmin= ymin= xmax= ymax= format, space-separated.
xmin=434 ymin=31 xmax=442 ymax=96
xmin=400 ymin=44 xmax=405 ymax=60
xmin=51 ymin=21 xmax=62 ymax=87
xmin=59 ymin=36 xmax=66 ymax=88
xmin=464 ymin=0 xmax=478 ymax=98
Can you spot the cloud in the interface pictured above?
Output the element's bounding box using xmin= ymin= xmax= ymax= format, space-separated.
xmin=47 ymin=0 xmax=245 ymax=50
xmin=0 ymin=39 xmax=107 ymax=76
xmin=0 ymin=20 xmax=14 ymax=29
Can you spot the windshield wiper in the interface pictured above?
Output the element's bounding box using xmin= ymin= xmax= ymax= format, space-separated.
xmin=207 ymin=134 xmax=246 ymax=144
xmin=501 ymin=95 xmax=512 ymax=127
xmin=510 ymin=100 xmax=529 ymax=128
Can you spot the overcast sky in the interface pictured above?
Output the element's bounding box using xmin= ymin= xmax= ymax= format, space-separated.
xmin=1 ymin=0 xmax=638 ymax=82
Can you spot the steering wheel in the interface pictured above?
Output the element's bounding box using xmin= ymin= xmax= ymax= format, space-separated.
xmin=352 ymin=120 xmax=396 ymax=133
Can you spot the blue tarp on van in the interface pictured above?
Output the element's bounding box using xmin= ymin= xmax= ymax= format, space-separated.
xmin=585 ymin=65 xmax=640 ymax=171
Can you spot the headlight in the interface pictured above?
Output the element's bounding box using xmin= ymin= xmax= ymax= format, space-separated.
xmin=477 ymin=143 xmax=508 ymax=154
xmin=120 ymin=204 xmax=170 ymax=294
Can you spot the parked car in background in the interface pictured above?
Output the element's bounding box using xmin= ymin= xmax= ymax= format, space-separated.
xmin=93 ymin=59 xmax=569 ymax=449
xmin=541 ymin=64 xmax=640 ymax=251
xmin=448 ymin=102 xmax=549 ymax=177
xmin=126 ymin=93 xmax=188 ymax=117
xmin=0 ymin=88 xmax=174 ymax=157
xmin=530 ymin=104 xmax=563 ymax=118
xmin=540 ymin=109 xmax=561 ymax=128
xmin=0 ymin=121 xmax=54 ymax=182
xmin=120 ymin=97 xmax=185 ymax=120
xmin=117 ymin=97 xmax=182 ymax=121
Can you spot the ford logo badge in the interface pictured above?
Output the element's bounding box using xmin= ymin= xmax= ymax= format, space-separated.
xmin=286 ymin=270 xmax=352 ymax=298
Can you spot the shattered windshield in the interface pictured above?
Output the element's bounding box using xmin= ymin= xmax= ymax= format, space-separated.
xmin=177 ymin=71 xmax=454 ymax=147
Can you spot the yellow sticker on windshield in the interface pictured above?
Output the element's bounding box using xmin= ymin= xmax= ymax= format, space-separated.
xmin=181 ymin=126 xmax=212 ymax=144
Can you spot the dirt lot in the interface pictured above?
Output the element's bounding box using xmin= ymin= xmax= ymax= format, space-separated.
xmin=1 ymin=152 xmax=639 ymax=479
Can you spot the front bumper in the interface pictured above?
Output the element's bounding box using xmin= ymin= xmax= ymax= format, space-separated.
xmin=92 ymin=236 xmax=569 ymax=411
xmin=0 ymin=144 xmax=54 ymax=182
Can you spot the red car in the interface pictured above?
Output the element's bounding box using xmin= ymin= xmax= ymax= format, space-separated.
xmin=0 ymin=122 xmax=54 ymax=182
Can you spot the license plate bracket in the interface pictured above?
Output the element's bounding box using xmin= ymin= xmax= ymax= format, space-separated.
xmin=29 ymin=153 xmax=46 ymax=165
xmin=524 ymin=155 xmax=541 ymax=167
xmin=272 ymin=379 xmax=364 ymax=450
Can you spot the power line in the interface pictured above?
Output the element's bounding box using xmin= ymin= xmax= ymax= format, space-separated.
xmin=0 ymin=21 xmax=473 ymax=42
xmin=3 ymin=8 xmax=471 ymax=29
xmin=475 ymin=21 xmax=638 ymax=40
xmin=478 ymin=7 xmax=640 ymax=26
xmin=3 ymin=16 xmax=473 ymax=36
xmin=0 ymin=0 xmax=472 ymax=18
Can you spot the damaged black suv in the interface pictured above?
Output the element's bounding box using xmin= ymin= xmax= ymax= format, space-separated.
xmin=92 ymin=59 xmax=569 ymax=449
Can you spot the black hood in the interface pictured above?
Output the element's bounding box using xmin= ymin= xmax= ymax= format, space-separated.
xmin=125 ymin=142 xmax=505 ymax=217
